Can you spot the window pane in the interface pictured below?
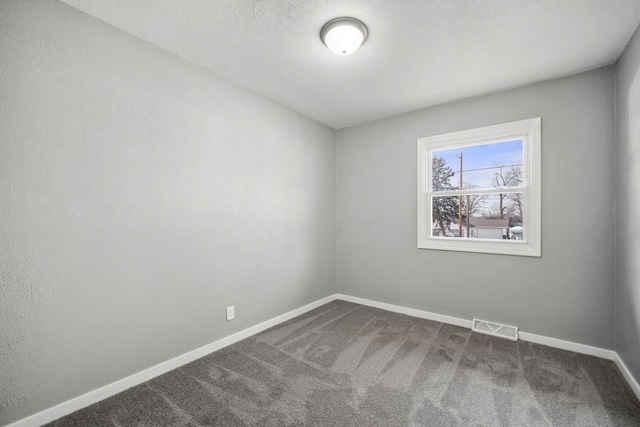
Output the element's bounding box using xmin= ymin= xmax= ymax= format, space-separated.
xmin=432 ymin=193 xmax=524 ymax=240
xmin=432 ymin=140 xmax=523 ymax=191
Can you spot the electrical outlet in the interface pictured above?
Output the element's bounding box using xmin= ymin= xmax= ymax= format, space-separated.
xmin=226 ymin=305 xmax=235 ymax=322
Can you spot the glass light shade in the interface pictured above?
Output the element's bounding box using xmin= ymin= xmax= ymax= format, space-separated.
xmin=321 ymin=18 xmax=368 ymax=56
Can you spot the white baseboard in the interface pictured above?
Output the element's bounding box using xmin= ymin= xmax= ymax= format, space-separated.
xmin=337 ymin=293 xmax=640 ymax=400
xmin=7 ymin=294 xmax=338 ymax=427
xmin=613 ymin=353 xmax=640 ymax=401
xmin=8 ymin=292 xmax=639 ymax=426
xmin=517 ymin=331 xmax=618 ymax=360
xmin=337 ymin=294 xmax=472 ymax=329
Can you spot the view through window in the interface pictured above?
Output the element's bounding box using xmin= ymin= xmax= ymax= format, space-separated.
xmin=431 ymin=139 xmax=524 ymax=240
xmin=417 ymin=118 xmax=541 ymax=257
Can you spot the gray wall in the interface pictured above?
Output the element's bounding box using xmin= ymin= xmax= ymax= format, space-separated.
xmin=337 ymin=68 xmax=616 ymax=349
xmin=0 ymin=1 xmax=632 ymax=424
xmin=615 ymin=25 xmax=640 ymax=385
xmin=0 ymin=1 xmax=336 ymax=424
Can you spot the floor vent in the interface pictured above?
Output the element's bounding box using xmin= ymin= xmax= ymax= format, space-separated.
xmin=472 ymin=318 xmax=518 ymax=341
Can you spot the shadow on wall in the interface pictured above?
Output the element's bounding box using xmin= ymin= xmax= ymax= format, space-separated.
xmin=626 ymin=64 xmax=640 ymax=352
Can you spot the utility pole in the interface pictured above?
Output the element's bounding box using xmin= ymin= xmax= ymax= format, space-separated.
xmin=498 ymin=166 xmax=504 ymax=219
xmin=466 ymin=195 xmax=471 ymax=237
xmin=457 ymin=152 xmax=463 ymax=237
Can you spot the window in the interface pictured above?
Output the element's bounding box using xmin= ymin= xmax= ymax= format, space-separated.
xmin=417 ymin=118 xmax=541 ymax=257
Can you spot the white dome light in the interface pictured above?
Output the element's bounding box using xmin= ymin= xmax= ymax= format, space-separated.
xmin=320 ymin=17 xmax=368 ymax=56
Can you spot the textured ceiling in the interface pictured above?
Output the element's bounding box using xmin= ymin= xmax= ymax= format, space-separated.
xmin=60 ymin=0 xmax=640 ymax=129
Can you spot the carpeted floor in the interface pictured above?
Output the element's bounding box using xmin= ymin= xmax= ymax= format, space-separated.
xmin=47 ymin=300 xmax=640 ymax=426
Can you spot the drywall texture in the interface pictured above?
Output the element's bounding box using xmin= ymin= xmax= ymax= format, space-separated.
xmin=615 ymin=25 xmax=640 ymax=386
xmin=337 ymin=68 xmax=616 ymax=350
xmin=59 ymin=0 xmax=640 ymax=129
xmin=0 ymin=1 xmax=336 ymax=424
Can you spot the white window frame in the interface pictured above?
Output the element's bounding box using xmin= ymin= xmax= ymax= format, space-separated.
xmin=417 ymin=118 xmax=541 ymax=257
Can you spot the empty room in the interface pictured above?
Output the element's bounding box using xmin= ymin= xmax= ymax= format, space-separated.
xmin=2 ymin=0 xmax=640 ymax=425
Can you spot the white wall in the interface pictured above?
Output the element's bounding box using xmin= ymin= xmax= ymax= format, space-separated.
xmin=337 ymin=68 xmax=616 ymax=349
xmin=0 ymin=1 xmax=336 ymax=424
xmin=615 ymin=25 xmax=640 ymax=387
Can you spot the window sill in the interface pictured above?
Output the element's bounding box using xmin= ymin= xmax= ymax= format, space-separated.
xmin=418 ymin=237 xmax=541 ymax=257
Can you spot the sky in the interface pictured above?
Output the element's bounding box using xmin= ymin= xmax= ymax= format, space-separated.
xmin=433 ymin=139 xmax=523 ymax=190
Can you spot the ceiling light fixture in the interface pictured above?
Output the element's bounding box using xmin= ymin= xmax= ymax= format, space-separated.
xmin=320 ymin=17 xmax=368 ymax=56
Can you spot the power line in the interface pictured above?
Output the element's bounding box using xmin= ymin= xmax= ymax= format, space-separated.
xmin=451 ymin=163 xmax=522 ymax=174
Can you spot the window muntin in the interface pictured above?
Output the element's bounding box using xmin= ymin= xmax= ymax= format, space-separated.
xmin=417 ymin=118 xmax=541 ymax=257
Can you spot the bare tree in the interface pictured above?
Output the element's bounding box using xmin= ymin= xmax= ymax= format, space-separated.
xmin=493 ymin=165 xmax=522 ymax=219
xmin=504 ymin=193 xmax=523 ymax=223
xmin=461 ymin=182 xmax=486 ymax=237
xmin=483 ymin=207 xmax=502 ymax=219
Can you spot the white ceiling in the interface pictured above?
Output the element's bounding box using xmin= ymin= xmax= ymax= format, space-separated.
xmin=60 ymin=0 xmax=640 ymax=129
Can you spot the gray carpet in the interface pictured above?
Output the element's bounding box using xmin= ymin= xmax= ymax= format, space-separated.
xmin=47 ymin=300 xmax=640 ymax=426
